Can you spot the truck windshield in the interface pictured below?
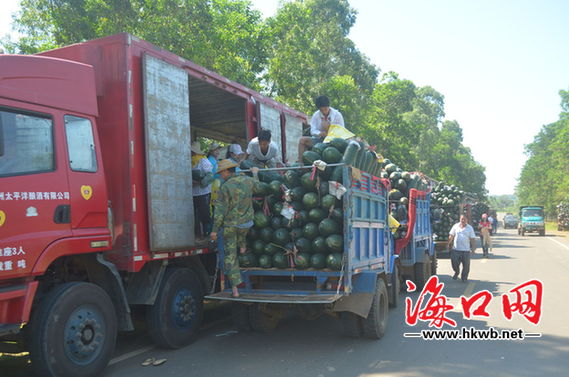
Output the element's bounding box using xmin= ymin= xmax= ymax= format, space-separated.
xmin=0 ymin=108 xmax=54 ymax=177
xmin=522 ymin=209 xmax=543 ymax=217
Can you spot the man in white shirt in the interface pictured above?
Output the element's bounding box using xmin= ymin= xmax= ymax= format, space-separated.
xmin=448 ymin=215 xmax=477 ymax=282
xmin=246 ymin=129 xmax=284 ymax=168
xmin=297 ymin=95 xmax=345 ymax=162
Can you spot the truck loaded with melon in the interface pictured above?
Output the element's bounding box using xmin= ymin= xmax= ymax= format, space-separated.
xmin=0 ymin=33 xmax=308 ymax=377
xmin=206 ymin=138 xmax=436 ymax=334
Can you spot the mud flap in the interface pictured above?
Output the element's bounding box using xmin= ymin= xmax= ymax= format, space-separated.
xmin=332 ymin=293 xmax=374 ymax=318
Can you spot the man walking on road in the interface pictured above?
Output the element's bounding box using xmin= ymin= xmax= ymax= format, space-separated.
xmin=210 ymin=160 xmax=259 ymax=298
xmin=448 ymin=215 xmax=477 ymax=282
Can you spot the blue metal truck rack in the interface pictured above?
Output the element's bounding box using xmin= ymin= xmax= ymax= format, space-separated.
xmin=205 ymin=164 xmax=396 ymax=338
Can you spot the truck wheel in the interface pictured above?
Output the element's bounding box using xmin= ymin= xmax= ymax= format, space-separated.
xmin=249 ymin=304 xmax=280 ymax=333
xmin=232 ymin=303 xmax=252 ymax=332
xmin=388 ymin=264 xmax=400 ymax=308
xmin=147 ymin=267 xmax=204 ymax=348
xmin=413 ymin=259 xmax=432 ymax=291
xmin=362 ymin=278 xmax=389 ymax=339
xmin=431 ymin=254 xmax=438 ymax=276
xmin=539 ymin=230 xmax=545 ymax=236
xmin=29 ymin=282 xmax=117 ymax=377
xmin=340 ymin=312 xmax=363 ymax=337
xmin=521 ymin=228 xmax=525 ymax=236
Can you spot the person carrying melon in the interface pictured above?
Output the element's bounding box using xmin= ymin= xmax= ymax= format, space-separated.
xmin=478 ymin=213 xmax=492 ymax=258
xmin=210 ymin=160 xmax=259 ymax=298
xmin=245 ymin=129 xmax=285 ymax=168
xmin=297 ymin=95 xmax=345 ymax=162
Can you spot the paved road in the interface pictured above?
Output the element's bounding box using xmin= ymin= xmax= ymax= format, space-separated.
xmin=3 ymin=229 xmax=569 ymax=376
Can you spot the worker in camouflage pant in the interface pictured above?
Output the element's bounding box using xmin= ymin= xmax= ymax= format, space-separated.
xmin=210 ymin=160 xmax=259 ymax=298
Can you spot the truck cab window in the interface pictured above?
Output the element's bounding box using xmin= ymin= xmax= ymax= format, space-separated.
xmin=0 ymin=109 xmax=54 ymax=177
xmin=65 ymin=115 xmax=97 ymax=172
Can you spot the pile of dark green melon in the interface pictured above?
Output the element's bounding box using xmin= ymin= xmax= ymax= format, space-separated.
xmin=470 ymin=202 xmax=490 ymax=226
xmin=557 ymin=199 xmax=569 ymax=229
xmin=430 ymin=182 xmax=465 ymax=241
xmin=238 ymin=138 xmax=353 ymax=271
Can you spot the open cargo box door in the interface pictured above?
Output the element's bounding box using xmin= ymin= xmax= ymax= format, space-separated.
xmin=142 ymin=53 xmax=195 ymax=251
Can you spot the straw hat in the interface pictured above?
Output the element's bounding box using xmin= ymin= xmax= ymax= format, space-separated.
xmin=217 ymin=159 xmax=239 ymax=173
xmin=191 ymin=141 xmax=203 ymax=154
xmin=208 ymin=142 xmax=221 ymax=151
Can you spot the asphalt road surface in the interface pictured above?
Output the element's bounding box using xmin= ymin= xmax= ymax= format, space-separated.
xmin=2 ymin=228 xmax=569 ymax=377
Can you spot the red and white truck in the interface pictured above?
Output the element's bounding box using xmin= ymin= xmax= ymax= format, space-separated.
xmin=0 ymin=33 xmax=306 ymax=377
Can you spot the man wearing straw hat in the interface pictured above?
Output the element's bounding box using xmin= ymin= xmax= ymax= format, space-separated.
xmin=210 ymin=160 xmax=259 ymax=298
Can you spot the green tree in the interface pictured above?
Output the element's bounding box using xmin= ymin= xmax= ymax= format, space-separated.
xmin=5 ymin=0 xmax=268 ymax=89
xmin=265 ymin=0 xmax=378 ymax=117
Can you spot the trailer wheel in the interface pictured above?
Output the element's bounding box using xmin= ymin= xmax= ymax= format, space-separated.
xmin=249 ymin=304 xmax=280 ymax=333
xmin=362 ymin=279 xmax=389 ymax=339
xmin=413 ymin=258 xmax=432 ymax=291
xmin=147 ymin=267 xmax=204 ymax=348
xmin=232 ymin=303 xmax=252 ymax=332
xmin=388 ymin=264 xmax=400 ymax=308
xmin=340 ymin=312 xmax=363 ymax=337
xmin=29 ymin=282 xmax=117 ymax=377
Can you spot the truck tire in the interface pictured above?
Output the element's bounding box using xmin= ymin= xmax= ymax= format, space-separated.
xmin=413 ymin=258 xmax=432 ymax=291
xmin=249 ymin=304 xmax=280 ymax=333
xmin=521 ymin=228 xmax=525 ymax=236
xmin=362 ymin=278 xmax=388 ymax=339
xmin=147 ymin=267 xmax=204 ymax=348
xmin=431 ymin=254 xmax=438 ymax=276
xmin=388 ymin=264 xmax=400 ymax=308
xmin=539 ymin=230 xmax=545 ymax=236
xmin=340 ymin=312 xmax=363 ymax=337
xmin=232 ymin=303 xmax=252 ymax=332
xmin=29 ymin=282 xmax=117 ymax=377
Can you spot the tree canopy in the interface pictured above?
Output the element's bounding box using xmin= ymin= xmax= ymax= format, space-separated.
xmin=2 ymin=0 xmax=488 ymax=197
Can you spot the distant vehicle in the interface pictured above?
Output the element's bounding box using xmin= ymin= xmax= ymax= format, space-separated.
xmin=503 ymin=214 xmax=519 ymax=229
xmin=518 ymin=206 xmax=545 ymax=236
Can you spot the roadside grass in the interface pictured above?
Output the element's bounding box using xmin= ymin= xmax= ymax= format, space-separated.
xmin=546 ymin=222 xmax=557 ymax=232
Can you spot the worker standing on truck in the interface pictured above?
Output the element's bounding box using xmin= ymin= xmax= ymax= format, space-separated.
xmin=210 ymin=160 xmax=259 ymax=298
xmin=448 ymin=214 xmax=477 ymax=282
xmin=246 ymin=129 xmax=284 ymax=168
xmin=298 ymin=95 xmax=345 ymax=161
xmin=192 ymin=141 xmax=214 ymax=238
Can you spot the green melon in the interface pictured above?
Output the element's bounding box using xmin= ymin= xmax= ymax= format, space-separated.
xmin=303 ymin=223 xmax=319 ymax=240
xmin=290 ymin=227 xmax=304 ymax=240
xmin=400 ymin=197 xmax=409 ymax=206
xmin=302 ymin=150 xmax=321 ymax=165
xmin=291 ymin=201 xmax=305 ymax=211
xmin=330 ymin=138 xmax=349 ymax=153
xmin=273 ymin=202 xmax=284 ymax=216
xmin=308 ymin=208 xmax=326 ymax=223
xmin=388 ymin=189 xmax=403 ymax=202
xmin=258 ymin=254 xmax=272 ymax=268
xmin=259 ymin=170 xmax=283 ymax=184
xmin=247 ymin=227 xmax=259 ymax=239
xmin=389 ymin=171 xmax=402 ymax=181
xmin=291 ymin=186 xmax=306 ymax=201
xmin=319 ymin=181 xmax=330 ymax=195
xmin=301 ymin=172 xmax=317 ymax=192
xmin=325 ymin=234 xmax=343 ymax=253
xmin=395 ymin=178 xmax=407 ymax=191
xmin=272 ymin=252 xmax=288 ymax=269
xmin=297 ymin=210 xmax=309 ymax=224
xmin=401 ymin=171 xmax=412 ymax=181
xmin=326 ymin=253 xmax=343 ymax=270
xmin=253 ymin=182 xmax=270 ymax=196
xmin=254 ymin=212 xmax=270 ymax=228
xmin=331 ymin=208 xmax=343 ymax=221
xmin=295 ymin=237 xmax=312 ymax=253
xmin=294 ymin=253 xmax=311 ymax=269
xmin=380 ymin=171 xmax=389 ymax=179
xmin=269 ymin=180 xmax=283 ymax=196
xmin=260 ymin=227 xmax=273 ymax=242
xmin=321 ymin=194 xmax=336 ymax=209
xmin=302 ymin=192 xmax=320 ymax=209
xmin=312 ymin=236 xmax=327 ymax=253
xmin=385 ymin=163 xmax=398 ymax=175
xmin=311 ymin=142 xmax=329 ymax=155
xmin=238 ymin=253 xmax=258 ymax=268
xmin=270 ymin=216 xmax=282 ymax=230
xmin=310 ymin=253 xmax=327 ymax=269
xmin=330 ymin=166 xmax=343 ymax=182
xmin=252 ymin=240 xmax=265 ymax=255
xmin=319 ymin=218 xmax=340 ymax=236
xmin=274 ymin=228 xmax=290 ymax=245
xmin=264 ymin=243 xmax=280 ymax=255
xmin=283 ymin=170 xmax=301 ymax=188
xmin=322 ymin=146 xmax=343 ymax=164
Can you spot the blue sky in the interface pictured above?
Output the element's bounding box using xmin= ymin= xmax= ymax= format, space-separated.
xmin=2 ymin=0 xmax=568 ymax=195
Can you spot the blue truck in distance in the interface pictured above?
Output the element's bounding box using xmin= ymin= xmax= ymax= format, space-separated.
xmin=518 ymin=206 xmax=546 ymax=236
